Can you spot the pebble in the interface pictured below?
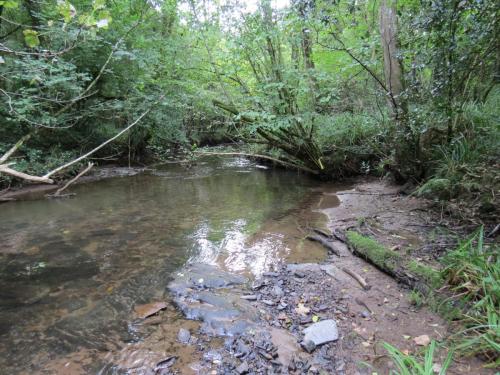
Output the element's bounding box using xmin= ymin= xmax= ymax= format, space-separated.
xmin=177 ymin=328 xmax=191 ymax=344
xmin=236 ymin=361 xmax=249 ymax=374
xmin=240 ymin=294 xmax=257 ymax=301
xmin=261 ymin=299 xmax=275 ymax=306
xmin=271 ymin=285 xmax=284 ymax=298
xmin=300 ymin=339 xmax=317 ymax=353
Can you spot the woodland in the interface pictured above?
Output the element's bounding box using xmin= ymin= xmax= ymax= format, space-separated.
xmin=0 ymin=0 xmax=499 ymax=372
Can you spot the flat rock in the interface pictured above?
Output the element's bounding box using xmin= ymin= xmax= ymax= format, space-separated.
xmin=303 ymin=320 xmax=339 ymax=346
xmin=320 ymin=264 xmax=337 ymax=278
xmin=286 ymin=263 xmax=322 ymax=273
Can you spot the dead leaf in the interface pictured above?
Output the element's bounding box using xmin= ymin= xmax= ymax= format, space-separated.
xmin=294 ymin=303 xmax=310 ymax=316
xmin=134 ymin=301 xmax=167 ymax=319
xmin=414 ymin=334 xmax=431 ymax=346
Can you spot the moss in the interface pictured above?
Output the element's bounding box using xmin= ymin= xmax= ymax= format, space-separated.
xmin=346 ymin=231 xmax=401 ymax=270
xmin=408 ymin=260 xmax=443 ymax=288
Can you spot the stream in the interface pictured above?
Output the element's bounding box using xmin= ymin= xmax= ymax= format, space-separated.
xmin=0 ymin=157 xmax=328 ymax=374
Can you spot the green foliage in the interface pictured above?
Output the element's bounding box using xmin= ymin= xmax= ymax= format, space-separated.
xmin=441 ymin=227 xmax=500 ymax=366
xmin=0 ymin=0 xmax=497 ymax=196
xmin=384 ymin=340 xmax=453 ymax=375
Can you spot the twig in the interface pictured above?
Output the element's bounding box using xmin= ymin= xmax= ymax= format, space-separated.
xmin=342 ymin=267 xmax=371 ymax=290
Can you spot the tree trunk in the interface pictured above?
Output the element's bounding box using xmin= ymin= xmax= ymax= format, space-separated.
xmin=379 ymin=0 xmax=407 ymax=119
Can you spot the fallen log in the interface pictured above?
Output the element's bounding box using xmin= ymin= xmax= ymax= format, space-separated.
xmin=343 ymin=230 xmax=442 ymax=294
xmin=306 ymin=232 xmax=341 ymax=256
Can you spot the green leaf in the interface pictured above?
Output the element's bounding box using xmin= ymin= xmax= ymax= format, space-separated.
xmin=23 ymin=29 xmax=40 ymax=48
xmin=92 ymin=0 xmax=106 ymax=11
xmin=0 ymin=0 xmax=19 ymax=9
xmin=57 ymin=0 xmax=76 ymax=23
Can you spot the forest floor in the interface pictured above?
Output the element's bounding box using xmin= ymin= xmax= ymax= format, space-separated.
xmin=100 ymin=177 xmax=494 ymax=374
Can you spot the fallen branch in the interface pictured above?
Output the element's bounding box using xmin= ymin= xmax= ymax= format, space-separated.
xmin=306 ymin=233 xmax=341 ymax=256
xmin=0 ymin=133 xmax=32 ymax=164
xmin=342 ymin=267 xmax=371 ymax=290
xmin=194 ymin=151 xmax=319 ymax=175
xmin=50 ymin=162 xmax=94 ymax=197
xmin=0 ymin=164 xmax=53 ymax=183
xmin=0 ymin=98 xmax=161 ymax=184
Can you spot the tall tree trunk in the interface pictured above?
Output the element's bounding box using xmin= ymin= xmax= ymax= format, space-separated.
xmin=380 ymin=0 xmax=418 ymax=181
xmin=379 ymin=0 xmax=407 ymax=120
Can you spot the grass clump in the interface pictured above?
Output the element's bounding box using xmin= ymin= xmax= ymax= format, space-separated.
xmin=408 ymin=261 xmax=442 ymax=288
xmin=441 ymin=227 xmax=500 ymax=367
xmin=384 ymin=340 xmax=453 ymax=375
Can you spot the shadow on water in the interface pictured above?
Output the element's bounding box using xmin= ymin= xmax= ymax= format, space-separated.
xmin=0 ymin=156 xmax=322 ymax=373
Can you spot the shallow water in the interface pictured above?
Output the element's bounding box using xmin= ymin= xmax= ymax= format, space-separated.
xmin=0 ymin=157 xmax=326 ymax=373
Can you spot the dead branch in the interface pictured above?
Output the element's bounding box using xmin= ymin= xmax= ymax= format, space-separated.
xmin=0 ymin=133 xmax=32 ymax=164
xmin=0 ymin=164 xmax=53 ymax=183
xmin=342 ymin=267 xmax=371 ymax=290
xmin=43 ymin=102 xmax=160 ymax=180
xmin=50 ymin=162 xmax=94 ymax=197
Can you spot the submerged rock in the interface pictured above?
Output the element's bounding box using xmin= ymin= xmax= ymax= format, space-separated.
xmin=168 ymin=263 xmax=260 ymax=336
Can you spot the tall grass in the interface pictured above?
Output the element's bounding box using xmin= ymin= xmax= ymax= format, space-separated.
xmin=442 ymin=227 xmax=500 ymax=367
xmin=384 ymin=340 xmax=453 ymax=375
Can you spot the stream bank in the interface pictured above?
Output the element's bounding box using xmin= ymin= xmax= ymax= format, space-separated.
xmin=106 ymin=178 xmax=492 ymax=374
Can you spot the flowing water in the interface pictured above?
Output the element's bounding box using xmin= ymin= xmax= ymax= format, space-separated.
xmin=0 ymin=157 xmax=328 ymax=374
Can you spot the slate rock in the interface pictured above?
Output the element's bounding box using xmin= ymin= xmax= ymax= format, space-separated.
xmin=303 ymin=320 xmax=339 ymax=346
xmin=300 ymin=339 xmax=316 ymax=353
xmin=236 ymin=361 xmax=249 ymax=374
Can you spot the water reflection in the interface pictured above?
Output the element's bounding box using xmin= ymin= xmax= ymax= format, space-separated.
xmin=0 ymin=156 xmax=318 ymax=373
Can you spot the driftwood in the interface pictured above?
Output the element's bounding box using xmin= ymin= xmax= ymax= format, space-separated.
xmin=342 ymin=267 xmax=371 ymax=290
xmin=48 ymin=162 xmax=94 ymax=198
xmin=194 ymin=151 xmax=319 ymax=175
xmin=306 ymin=233 xmax=341 ymax=256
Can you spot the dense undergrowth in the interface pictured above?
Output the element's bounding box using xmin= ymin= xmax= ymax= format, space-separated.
xmin=1 ymin=0 xmax=498 ymax=216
